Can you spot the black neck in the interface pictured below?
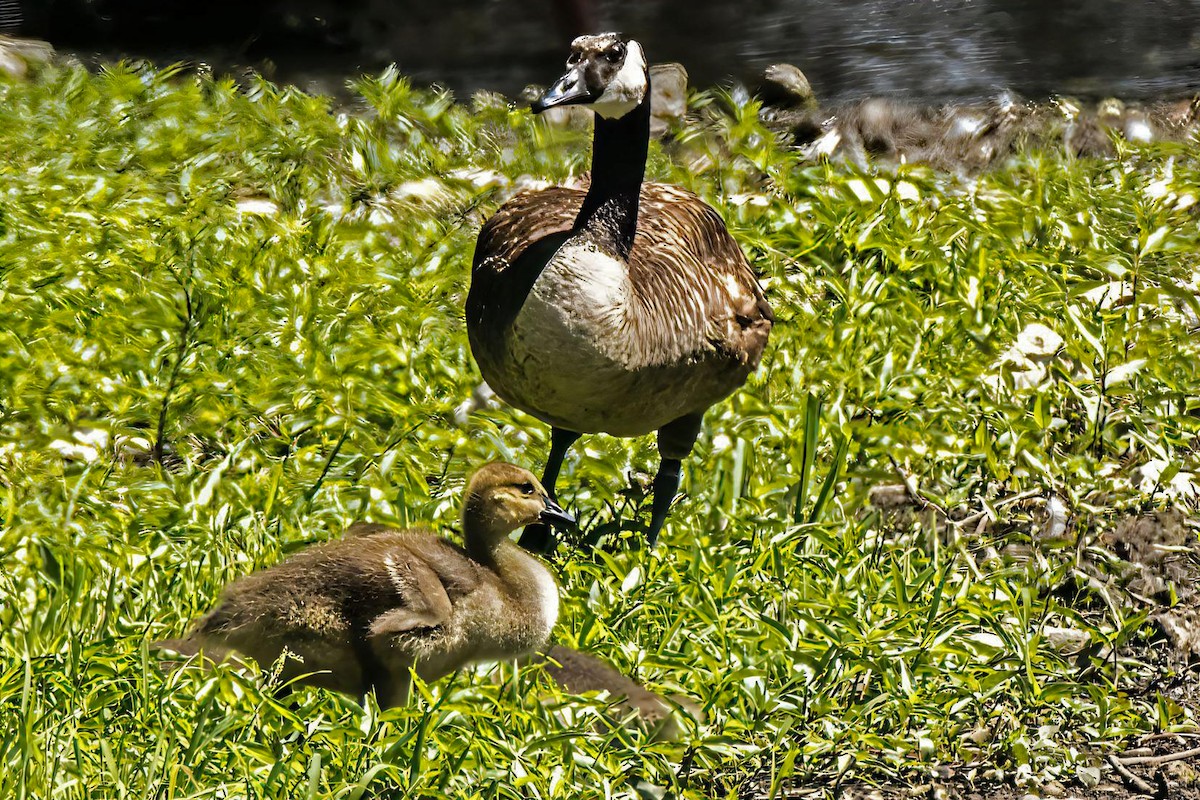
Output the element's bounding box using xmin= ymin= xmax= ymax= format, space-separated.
xmin=575 ymin=81 xmax=651 ymax=258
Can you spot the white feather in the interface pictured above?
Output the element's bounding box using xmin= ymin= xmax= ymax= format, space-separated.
xmin=527 ymin=564 xmax=559 ymax=641
xmin=515 ymin=243 xmax=629 ymax=360
xmin=591 ymin=41 xmax=647 ymax=120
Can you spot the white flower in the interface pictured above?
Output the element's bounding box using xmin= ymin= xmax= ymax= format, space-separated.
xmin=728 ymin=193 xmax=769 ymax=207
xmin=895 ymin=181 xmax=921 ymax=202
xmin=393 ymin=177 xmax=450 ymax=205
xmin=1081 ymin=282 xmax=1130 ymax=309
xmin=1012 ymin=323 xmax=1062 ymax=359
xmin=74 ymin=428 xmax=109 ymax=449
xmin=452 ymin=382 xmax=497 ymax=426
xmin=48 ymin=439 xmax=100 ymax=463
xmin=1137 ymin=459 xmax=1198 ymax=498
xmin=235 ymin=196 xmax=279 ymax=216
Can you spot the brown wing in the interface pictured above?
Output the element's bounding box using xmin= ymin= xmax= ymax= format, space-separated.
xmin=471 ymin=186 xmax=582 ymax=276
xmin=628 ymin=184 xmax=774 ymax=369
xmin=466 ymin=187 xmax=581 ymax=364
xmin=196 ymin=531 xmax=478 ymax=640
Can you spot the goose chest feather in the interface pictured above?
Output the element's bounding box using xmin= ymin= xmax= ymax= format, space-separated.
xmin=465 ymin=33 xmax=773 ymax=548
xmin=470 ymin=188 xmax=771 ymax=436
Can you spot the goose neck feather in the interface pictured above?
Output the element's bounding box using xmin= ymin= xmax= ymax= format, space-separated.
xmin=576 ymin=78 xmax=651 ymax=258
xmin=460 ymin=527 xmax=559 ymax=650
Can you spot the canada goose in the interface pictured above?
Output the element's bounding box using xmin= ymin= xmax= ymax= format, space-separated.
xmin=466 ymin=32 xmax=773 ymax=550
xmin=155 ymin=462 xmax=575 ymax=708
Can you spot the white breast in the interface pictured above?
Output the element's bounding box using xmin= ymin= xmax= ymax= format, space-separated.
xmin=526 ymin=562 xmax=559 ymax=641
xmin=512 ymin=241 xmax=631 ymax=369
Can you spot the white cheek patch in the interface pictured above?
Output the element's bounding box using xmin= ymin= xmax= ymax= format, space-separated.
xmin=591 ymin=41 xmax=647 ymax=119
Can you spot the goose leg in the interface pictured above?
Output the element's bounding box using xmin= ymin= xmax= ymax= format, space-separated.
xmin=518 ymin=427 xmax=581 ymax=552
xmin=647 ymin=414 xmax=704 ymax=547
xmin=646 ymin=458 xmax=681 ymax=547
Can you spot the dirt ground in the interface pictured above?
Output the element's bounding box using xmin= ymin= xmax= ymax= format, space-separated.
xmin=744 ymin=506 xmax=1200 ymax=800
xmin=826 ymin=732 xmax=1200 ymax=799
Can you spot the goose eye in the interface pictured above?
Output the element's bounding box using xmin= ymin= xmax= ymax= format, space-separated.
xmin=519 ymin=482 xmax=536 ymax=496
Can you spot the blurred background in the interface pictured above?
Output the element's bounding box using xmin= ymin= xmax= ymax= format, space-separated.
xmin=4 ymin=0 xmax=1200 ymax=102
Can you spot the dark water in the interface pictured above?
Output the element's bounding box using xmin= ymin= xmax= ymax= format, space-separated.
xmin=15 ymin=0 xmax=1200 ymax=103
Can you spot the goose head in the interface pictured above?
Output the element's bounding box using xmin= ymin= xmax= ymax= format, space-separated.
xmin=532 ymin=32 xmax=649 ymax=120
xmin=463 ymin=462 xmax=576 ymax=541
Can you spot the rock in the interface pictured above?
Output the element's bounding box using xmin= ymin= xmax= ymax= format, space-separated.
xmin=0 ymin=47 xmax=22 ymax=79
xmin=1040 ymin=779 xmax=1067 ymax=796
xmin=962 ymin=723 xmax=995 ymax=746
xmin=1094 ymin=508 xmax=1200 ymax=661
xmin=868 ymin=483 xmax=914 ymax=510
xmin=1167 ymin=760 xmax=1200 ymax=785
xmin=1096 ymin=97 xmax=1156 ymax=143
xmin=1153 ymin=95 xmax=1200 ymax=132
xmin=649 ymin=62 xmax=688 ymax=137
xmin=1103 ymin=509 xmax=1189 ymax=573
xmin=1152 ymin=604 xmax=1200 ymax=661
xmin=1065 ymin=115 xmax=1116 ymax=158
xmin=758 ymin=63 xmax=817 ymax=109
xmin=1043 ymin=625 xmax=1109 ymax=661
xmin=0 ymin=35 xmax=54 ymax=80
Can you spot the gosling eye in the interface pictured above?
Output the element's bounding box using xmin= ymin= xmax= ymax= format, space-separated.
xmin=519 ymin=482 xmax=536 ymax=496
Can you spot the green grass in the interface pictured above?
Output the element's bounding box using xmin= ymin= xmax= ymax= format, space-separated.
xmin=1 ymin=61 xmax=1199 ymax=798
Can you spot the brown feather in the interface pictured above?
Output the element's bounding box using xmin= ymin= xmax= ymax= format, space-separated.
xmin=470 ymin=181 xmax=772 ymax=370
xmin=156 ymin=463 xmax=561 ymax=707
xmin=467 ymin=180 xmax=773 ymax=438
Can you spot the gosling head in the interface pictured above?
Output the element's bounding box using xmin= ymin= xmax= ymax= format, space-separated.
xmin=463 ymin=462 xmax=576 ymax=541
xmin=532 ymin=32 xmax=649 ymax=120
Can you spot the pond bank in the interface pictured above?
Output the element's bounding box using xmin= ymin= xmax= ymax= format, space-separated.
xmin=5 ymin=33 xmax=1198 ymax=179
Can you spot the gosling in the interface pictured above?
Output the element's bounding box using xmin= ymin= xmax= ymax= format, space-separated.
xmin=156 ymin=462 xmax=575 ymax=708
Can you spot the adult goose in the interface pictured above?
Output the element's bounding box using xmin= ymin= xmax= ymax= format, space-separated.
xmin=466 ymin=32 xmax=773 ymax=550
xmin=155 ymin=463 xmax=574 ymax=708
